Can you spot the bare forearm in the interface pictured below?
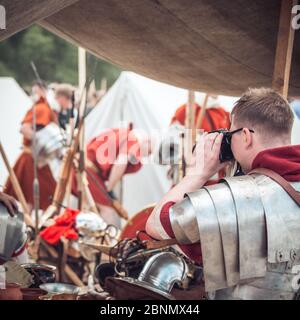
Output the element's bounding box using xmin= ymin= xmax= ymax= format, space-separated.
xmin=106 ymin=162 xmax=128 ymax=192
xmin=146 ymin=175 xmax=207 ymax=239
xmin=20 ymin=123 xmax=33 ymax=140
xmin=146 ymin=132 xmax=226 ymax=240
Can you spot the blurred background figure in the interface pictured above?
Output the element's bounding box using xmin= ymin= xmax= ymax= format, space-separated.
xmin=72 ymin=127 xmax=152 ymax=227
xmin=291 ymin=98 xmax=300 ymax=119
xmin=170 ymin=95 xmax=230 ymax=131
xmin=5 ymin=81 xmax=57 ymax=211
xmin=86 ymin=91 xmax=104 ymax=114
xmin=54 ymin=83 xmax=77 ymax=130
xmin=86 ymin=82 xmax=106 ymax=115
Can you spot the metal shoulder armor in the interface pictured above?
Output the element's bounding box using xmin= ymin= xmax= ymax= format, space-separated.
xmin=170 ymin=174 xmax=300 ymax=299
xmin=169 ymin=196 xmax=200 ymax=245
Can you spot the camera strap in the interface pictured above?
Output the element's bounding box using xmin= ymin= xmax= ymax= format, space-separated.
xmin=249 ymin=167 xmax=300 ymax=206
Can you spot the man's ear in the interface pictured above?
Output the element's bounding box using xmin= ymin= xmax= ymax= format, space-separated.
xmin=242 ymin=128 xmax=253 ymax=148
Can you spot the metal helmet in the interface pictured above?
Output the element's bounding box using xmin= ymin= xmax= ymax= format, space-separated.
xmin=0 ymin=203 xmax=27 ymax=261
xmin=114 ymin=251 xmax=189 ymax=300
xmin=154 ymin=124 xmax=183 ymax=165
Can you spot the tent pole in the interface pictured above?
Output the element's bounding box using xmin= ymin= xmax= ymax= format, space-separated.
xmin=185 ymin=90 xmax=195 ymax=129
xmin=77 ymin=47 xmax=87 ymax=210
xmin=184 ymin=90 xmax=195 ymax=174
xmin=119 ymin=97 xmax=125 ymax=206
xmin=101 ymin=78 xmax=107 ymax=93
xmin=195 ymin=93 xmax=209 ymax=137
xmin=272 ymin=0 xmax=297 ymax=98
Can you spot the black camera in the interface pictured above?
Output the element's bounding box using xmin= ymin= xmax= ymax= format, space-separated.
xmin=192 ymin=129 xmax=234 ymax=163
xmin=209 ymin=128 xmax=254 ymax=162
xmin=217 ymin=129 xmax=234 ymax=163
xmin=193 ymin=128 xmax=254 ymax=166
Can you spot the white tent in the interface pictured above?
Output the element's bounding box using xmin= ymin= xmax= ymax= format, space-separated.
xmin=0 ymin=77 xmax=31 ymax=185
xmin=85 ymin=72 xmax=300 ymax=217
xmin=85 ymin=72 xmax=239 ymax=216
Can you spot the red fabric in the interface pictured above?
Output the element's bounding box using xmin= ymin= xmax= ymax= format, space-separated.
xmin=87 ymin=128 xmax=142 ymax=180
xmin=160 ymin=201 xmax=202 ymax=264
xmin=73 ymin=128 xmax=142 ymax=207
xmin=159 ymin=145 xmax=300 ymax=264
xmin=251 ymin=145 xmax=300 ymax=182
xmin=22 ymin=98 xmax=57 ymax=146
xmin=171 ymin=103 xmax=230 ymax=131
xmin=72 ymin=167 xmax=112 ymax=207
xmin=40 ymin=208 xmax=80 ymax=245
xmin=5 ymin=152 xmax=56 ymax=210
xmin=120 ymin=206 xmax=154 ymax=240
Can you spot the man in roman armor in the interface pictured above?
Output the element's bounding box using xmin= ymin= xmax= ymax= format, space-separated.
xmin=146 ymin=88 xmax=300 ymax=300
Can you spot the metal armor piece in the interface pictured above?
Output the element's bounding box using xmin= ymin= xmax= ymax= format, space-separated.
xmin=253 ymin=174 xmax=300 ymax=264
xmin=0 ymin=203 xmax=27 ymax=261
xmin=114 ymin=251 xmax=189 ymax=300
xmin=169 ymin=197 xmax=200 ymax=245
xmin=188 ymin=188 xmax=227 ymax=291
xmin=203 ymin=182 xmax=239 ymax=287
xmin=155 ymin=124 xmax=183 ymax=166
xmin=169 ymin=174 xmax=300 ymax=299
xmin=222 ymin=176 xmax=267 ymax=280
xmin=35 ymin=123 xmax=65 ymax=159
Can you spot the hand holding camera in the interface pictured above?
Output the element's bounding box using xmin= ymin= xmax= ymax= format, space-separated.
xmin=187 ymin=132 xmax=229 ymax=182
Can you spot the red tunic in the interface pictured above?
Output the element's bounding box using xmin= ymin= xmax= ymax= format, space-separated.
xmin=5 ymin=98 xmax=57 ymax=210
xmin=72 ymin=128 xmax=142 ymax=207
xmin=22 ymin=97 xmax=57 ymax=146
xmin=171 ymin=103 xmax=230 ymax=131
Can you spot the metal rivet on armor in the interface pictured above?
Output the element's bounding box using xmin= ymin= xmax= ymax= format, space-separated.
xmin=276 ymin=251 xmax=283 ymax=262
xmin=290 ymin=249 xmax=297 ymax=261
xmin=294 ymin=250 xmax=300 ymax=263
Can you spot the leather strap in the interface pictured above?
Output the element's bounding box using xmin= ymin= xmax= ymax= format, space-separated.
xmin=145 ymin=238 xmax=178 ymax=250
xmin=249 ymin=167 xmax=300 ymax=206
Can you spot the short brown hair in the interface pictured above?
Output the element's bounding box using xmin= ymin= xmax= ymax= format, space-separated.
xmin=55 ymin=83 xmax=74 ymax=100
xmin=232 ymin=88 xmax=294 ymax=137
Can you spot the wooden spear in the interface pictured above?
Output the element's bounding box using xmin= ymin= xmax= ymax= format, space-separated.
xmin=0 ymin=141 xmax=33 ymax=226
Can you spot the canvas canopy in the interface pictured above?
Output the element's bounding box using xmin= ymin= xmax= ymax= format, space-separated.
xmin=1 ymin=0 xmax=299 ymax=96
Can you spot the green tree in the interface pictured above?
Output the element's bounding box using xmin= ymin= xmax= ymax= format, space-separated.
xmin=0 ymin=25 xmax=121 ymax=89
